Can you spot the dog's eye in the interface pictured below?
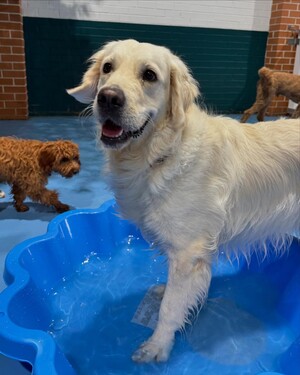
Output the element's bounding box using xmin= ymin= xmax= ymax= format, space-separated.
xmin=61 ymin=157 xmax=69 ymax=163
xmin=142 ymin=69 xmax=157 ymax=82
xmin=103 ymin=62 xmax=112 ymax=74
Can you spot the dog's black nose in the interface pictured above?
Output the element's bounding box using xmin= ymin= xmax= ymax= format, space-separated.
xmin=97 ymin=86 xmax=125 ymax=109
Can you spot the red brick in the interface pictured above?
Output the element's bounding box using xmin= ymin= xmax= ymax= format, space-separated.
xmin=9 ymin=13 xmax=21 ymax=22
xmin=267 ymin=64 xmax=283 ymax=70
xmin=1 ymin=54 xmax=25 ymax=62
xmin=15 ymin=93 xmax=27 ymax=101
xmin=0 ymin=62 xmax=13 ymax=70
xmin=274 ymin=44 xmax=293 ymax=52
xmin=0 ymin=37 xmax=23 ymax=46
xmin=15 ymin=108 xmax=28 ymax=116
xmin=5 ymin=100 xmax=27 ymax=108
xmin=0 ymin=77 xmax=13 ymax=85
xmin=0 ymin=46 xmax=11 ymax=54
xmin=289 ymin=10 xmax=300 ymax=17
xmin=0 ymin=13 xmax=9 ymax=21
xmin=266 ymin=51 xmax=285 ymax=58
xmin=282 ymin=50 xmax=297 ymax=57
xmin=13 ymin=78 xmax=26 ymax=85
xmin=10 ymin=30 xmax=23 ymax=38
xmin=0 ymin=93 xmax=15 ymax=100
xmin=12 ymin=62 xmax=26 ymax=70
xmin=0 ymin=108 xmax=17 ymax=116
xmin=3 ymin=85 xmax=26 ymax=93
xmin=279 ymin=16 xmax=298 ymax=24
xmin=0 ymin=4 xmax=20 ymax=13
xmin=0 ymin=29 xmax=9 ymax=37
xmin=282 ymin=64 xmax=294 ymax=71
xmin=271 ymin=10 xmax=289 ymax=18
xmin=3 ymin=69 xmax=25 ymax=78
xmin=11 ymin=46 xmax=24 ymax=54
xmin=282 ymin=3 xmax=299 ymax=11
xmin=0 ymin=21 xmax=21 ymax=30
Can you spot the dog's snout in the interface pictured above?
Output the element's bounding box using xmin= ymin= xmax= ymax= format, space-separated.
xmin=97 ymin=87 xmax=125 ymax=109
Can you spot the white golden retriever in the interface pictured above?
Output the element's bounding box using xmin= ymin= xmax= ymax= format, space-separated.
xmin=68 ymin=39 xmax=300 ymax=363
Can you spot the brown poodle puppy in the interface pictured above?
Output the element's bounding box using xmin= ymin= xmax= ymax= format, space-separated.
xmin=0 ymin=137 xmax=81 ymax=213
xmin=241 ymin=67 xmax=300 ymax=123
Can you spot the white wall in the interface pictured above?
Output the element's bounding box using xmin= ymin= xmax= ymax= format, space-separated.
xmin=22 ymin=0 xmax=272 ymax=32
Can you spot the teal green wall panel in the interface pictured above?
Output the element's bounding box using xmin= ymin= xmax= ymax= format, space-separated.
xmin=23 ymin=18 xmax=268 ymax=115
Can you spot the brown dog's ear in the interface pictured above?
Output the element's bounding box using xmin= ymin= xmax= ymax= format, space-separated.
xmin=39 ymin=146 xmax=56 ymax=174
xmin=67 ymin=50 xmax=103 ymax=104
xmin=169 ymin=54 xmax=199 ymax=127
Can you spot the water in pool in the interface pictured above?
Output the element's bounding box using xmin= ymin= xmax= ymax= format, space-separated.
xmin=47 ymin=236 xmax=295 ymax=375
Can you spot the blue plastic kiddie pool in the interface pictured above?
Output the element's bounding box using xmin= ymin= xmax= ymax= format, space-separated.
xmin=0 ymin=200 xmax=299 ymax=375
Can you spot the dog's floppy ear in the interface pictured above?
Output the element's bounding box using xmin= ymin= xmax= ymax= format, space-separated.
xmin=67 ymin=48 xmax=107 ymax=104
xmin=168 ymin=54 xmax=199 ymax=126
xmin=39 ymin=144 xmax=56 ymax=174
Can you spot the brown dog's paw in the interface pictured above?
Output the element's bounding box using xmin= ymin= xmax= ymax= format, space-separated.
xmin=15 ymin=204 xmax=29 ymax=212
xmin=55 ymin=203 xmax=70 ymax=213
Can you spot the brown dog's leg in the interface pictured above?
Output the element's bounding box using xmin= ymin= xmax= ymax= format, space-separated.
xmin=256 ymin=103 xmax=270 ymax=122
xmin=240 ymin=101 xmax=269 ymax=123
xmin=240 ymin=83 xmax=266 ymax=123
xmin=12 ymin=184 xmax=29 ymax=212
xmin=30 ymin=188 xmax=70 ymax=213
xmin=241 ymin=78 xmax=276 ymax=123
xmin=240 ymin=111 xmax=252 ymax=123
xmin=291 ymin=103 xmax=300 ymax=118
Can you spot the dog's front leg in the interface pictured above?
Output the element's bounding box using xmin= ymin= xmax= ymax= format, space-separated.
xmin=30 ymin=188 xmax=70 ymax=213
xmin=132 ymin=251 xmax=211 ymax=363
xmin=12 ymin=183 xmax=29 ymax=212
xmin=291 ymin=102 xmax=300 ymax=118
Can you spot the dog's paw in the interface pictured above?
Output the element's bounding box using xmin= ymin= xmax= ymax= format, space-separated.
xmin=55 ymin=203 xmax=70 ymax=213
xmin=132 ymin=339 xmax=172 ymax=363
xmin=15 ymin=204 xmax=29 ymax=212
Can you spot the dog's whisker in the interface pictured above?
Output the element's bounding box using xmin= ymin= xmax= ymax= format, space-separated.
xmin=79 ymin=104 xmax=94 ymax=123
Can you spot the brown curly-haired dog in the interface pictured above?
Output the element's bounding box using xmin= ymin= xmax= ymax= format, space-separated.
xmin=0 ymin=137 xmax=81 ymax=213
xmin=241 ymin=67 xmax=300 ymax=123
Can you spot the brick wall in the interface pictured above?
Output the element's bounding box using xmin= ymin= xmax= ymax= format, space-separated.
xmin=0 ymin=0 xmax=28 ymax=120
xmin=264 ymin=0 xmax=300 ymax=115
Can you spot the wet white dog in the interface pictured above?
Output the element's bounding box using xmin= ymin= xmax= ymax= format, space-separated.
xmin=68 ymin=39 xmax=300 ymax=363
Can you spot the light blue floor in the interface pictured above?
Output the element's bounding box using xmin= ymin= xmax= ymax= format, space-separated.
xmin=0 ymin=114 xmax=281 ymax=374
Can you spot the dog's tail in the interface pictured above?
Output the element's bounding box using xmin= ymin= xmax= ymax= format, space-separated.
xmin=258 ymin=67 xmax=275 ymax=99
xmin=258 ymin=67 xmax=274 ymax=80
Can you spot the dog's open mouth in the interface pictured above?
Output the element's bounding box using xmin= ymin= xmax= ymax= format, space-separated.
xmin=101 ymin=118 xmax=150 ymax=147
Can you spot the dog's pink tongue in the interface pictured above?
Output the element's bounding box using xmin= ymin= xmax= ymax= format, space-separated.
xmin=102 ymin=120 xmax=123 ymax=138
